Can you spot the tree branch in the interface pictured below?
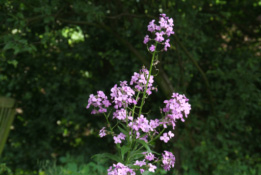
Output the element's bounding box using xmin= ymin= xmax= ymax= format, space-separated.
xmin=173 ymin=35 xmax=214 ymax=112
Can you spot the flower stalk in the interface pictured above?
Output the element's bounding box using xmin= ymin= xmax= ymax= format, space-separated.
xmin=86 ymin=14 xmax=191 ymax=175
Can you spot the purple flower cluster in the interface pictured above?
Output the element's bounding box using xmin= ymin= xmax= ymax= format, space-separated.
xmin=113 ymin=108 xmax=129 ymax=121
xmin=162 ymin=93 xmax=191 ymax=129
xmin=113 ymin=133 xmax=126 ymax=144
xmin=87 ymin=67 xmax=191 ymax=173
xmin=108 ymin=151 xmax=172 ymax=173
xmin=130 ymin=67 xmax=156 ymax=95
xmin=87 ymin=67 xmax=156 ymax=115
xmin=128 ymin=152 xmax=158 ymax=173
xmin=86 ymin=91 xmax=111 ymax=114
xmin=86 ymin=14 xmax=191 ymax=174
xmin=108 ymin=163 xmax=135 ymax=175
xmin=111 ymin=81 xmax=136 ymax=109
xmin=160 ymin=131 xmax=174 ymax=143
xmin=129 ymin=115 xmax=160 ymax=142
xmin=144 ymin=14 xmax=174 ymax=52
xmin=162 ymin=151 xmax=175 ymax=171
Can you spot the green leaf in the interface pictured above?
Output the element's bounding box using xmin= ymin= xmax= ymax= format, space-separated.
xmin=128 ymin=150 xmax=145 ymax=162
xmin=7 ymin=60 xmax=18 ymax=68
xmin=3 ymin=42 xmax=14 ymax=51
xmin=136 ymin=140 xmax=151 ymax=153
xmin=66 ymin=163 xmax=77 ymax=173
xmin=117 ymin=125 xmax=128 ymax=135
xmin=91 ymin=153 xmax=122 ymax=163
xmin=121 ymin=145 xmax=130 ymax=160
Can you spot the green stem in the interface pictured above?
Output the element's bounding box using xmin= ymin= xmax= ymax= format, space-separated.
xmin=138 ymin=44 xmax=158 ymax=117
xmin=148 ymin=128 xmax=166 ymax=144
xmin=104 ymin=113 xmax=113 ymax=134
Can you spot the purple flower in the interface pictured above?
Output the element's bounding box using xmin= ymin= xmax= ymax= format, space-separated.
xmin=149 ymin=44 xmax=156 ymax=52
xmin=113 ymin=136 xmax=122 ymax=144
xmin=108 ymin=163 xmax=136 ymax=175
xmin=139 ymin=135 xmax=148 ymax=142
xmin=150 ymin=119 xmax=160 ymax=130
xmin=118 ymin=133 xmax=126 ymax=140
xmin=110 ymin=81 xmax=136 ymax=109
xmin=155 ymin=31 xmax=165 ymax=42
xmin=168 ymin=131 xmax=174 ymax=138
xmin=162 ymin=151 xmax=175 ymax=171
xmin=99 ymin=127 xmax=106 ymax=137
xmin=144 ymin=14 xmax=175 ymax=52
xmin=164 ymin=39 xmax=171 ymax=51
xmin=134 ymin=160 xmax=146 ymax=167
xmin=147 ymin=20 xmax=156 ymax=32
xmin=162 ymin=92 xmax=191 ymax=129
xmin=145 ymin=152 xmax=155 ymax=161
xmin=87 ymin=91 xmax=111 ymax=114
xmin=143 ymin=35 xmax=149 ymax=44
xmin=113 ymin=133 xmax=126 ymax=144
xmin=160 ymin=133 xmax=170 ymax=143
xmin=148 ymin=163 xmax=157 ymax=172
xmin=130 ymin=67 xmax=156 ymax=95
xmin=113 ymin=108 xmax=128 ymax=121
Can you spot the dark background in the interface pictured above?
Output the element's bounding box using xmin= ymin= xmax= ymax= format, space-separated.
xmin=0 ymin=0 xmax=260 ymax=174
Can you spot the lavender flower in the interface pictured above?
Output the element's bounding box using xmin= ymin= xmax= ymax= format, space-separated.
xmin=145 ymin=152 xmax=155 ymax=161
xmin=108 ymin=163 xmax=136 ymax=175
xmin=160 ymin=133 xmax=170 ymax=143
xmin=99 ymin=127 xmax=106 ymax=137
xmin=143 ymin=35 xmax=149 ymax=44
xmin=148 ymin=163 xmax=157 ymax=172
xmin=113 ymin=133 xmax=126 ymax=144
xmin=86 ymin=14 xmax=190 ymax=174
xmin=162 ymin=151 xmax=175 ymax=171
xmin=110 ymin=81 xmax=136 ymax=109
xmin=149 ymin=44 xmax=156 ymax=52
xmin=113 ymin=108 xmax=128 ymax=121
xmin=144 ymin=13 xmax=175 ymax=52
xmin=134 ymin=160 xmax=146 ymax=167
xmin=163 ymin=92 xmax=191 ymax=129
xmin=86 ymin=91 xmax=111 ymax=114
xmin=130 ymin=67 xmax=156 ymax=95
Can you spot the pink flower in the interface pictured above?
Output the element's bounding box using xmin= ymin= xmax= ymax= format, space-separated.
xmin=162 ymin=151 xmax=175 ymax=171
xmin=113 ymin=136 xmax=122 ymax=144
xmin=148 ymin=163 xmax=157 ymax=172
xmin=87 ymin=91 xmax=111 ymax=114
xmin=149 ymin=45 xmax=156 ymax=52
xmin=160 ymin=133 xmax=170 ymax=143
xmin=155 ymin=31 xmax=165 ymax=42
xmin=99 ymin=127 xmax=106 ymax=137
xmin=145 ymin=152 xmax=155 ymax=161
xmin=168 ymin=131 xmax=174 ymax=138
xmin=164 ymin=39 xmax=171 ymax=51
xmin=143 ymin=35 xmax=149 ymax=44
xmin=147 ymin=20 xmax=156 ymax=32
xmin=134 ymin=160 xmax=146 ymax=167
xmin=113 ymin=133 xmax=126 ymax=144
xmin=110 ymin=81 xmax=136 ymax=109
xmin=144 ymin=14 xmax=175 ymax=53
xmin=162 ymin=92 xmax=191 ymax=129
xmin=107 ymin=163 xmax=135 ymax=175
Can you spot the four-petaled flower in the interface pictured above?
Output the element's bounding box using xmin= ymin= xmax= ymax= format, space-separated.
xmin=160 ymin=133 xmax=170 ymax=143
xmin=87 ymin=13 xmax=189 ymax=174
xmin=149 ymin=45 xmax=156 ymax=52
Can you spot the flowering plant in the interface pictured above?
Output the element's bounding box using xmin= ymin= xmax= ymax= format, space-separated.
xmin=87 ymin=14 xmax=191 ymax=175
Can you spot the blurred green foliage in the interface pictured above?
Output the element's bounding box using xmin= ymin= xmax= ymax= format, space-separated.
xmin=0 ymin=0 xmax=260 ymax=174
